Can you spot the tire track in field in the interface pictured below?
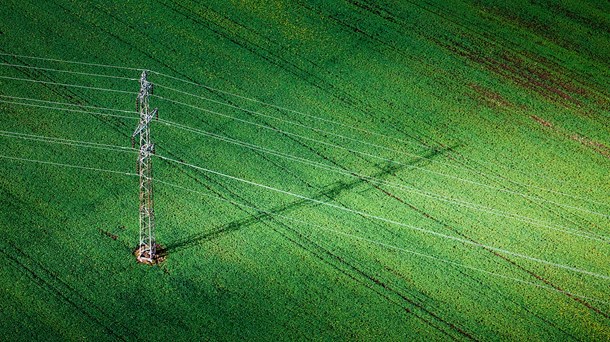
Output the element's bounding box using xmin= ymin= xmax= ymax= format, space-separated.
xmin=160 ymin=131 xmax=455 ymax=331
xmin=346 ymin=0 xmax=610 ymax=175
xmin=0 ymin=5 xmax=184 ymax=337
xmin=315 ymin=0 xmax=608 ymax=250
xmin=263 ymin=109 xmax=610 ymax=329
xmin=309 ymin=0 xmax=607 ymax=234
xmin=154 ymin=108 xmax=473 ymax=339
xmin=260 ymin=0 xmax=604 ymax=308
xmin=8 ymin=0 xmax=600 ymax=336
xmin=530 ymin=0 xmax=610 ymax=36
xmin=58 ymin=4 xmax=475 ymax=337
xmin=0 ymin=54 xmax=132 ymax=135
xmin=102 ymin=0 xmax=604 ymax=328
xmin=367 ymin=177 xmax=610 ymax=321
xmin=0 ymin=54 xmax=452 ymax=340
xmin=163 ymin=122 xmax=475 ymax=337
xmin=417 ymin=39 xmax=606 ymax=233
xmin=453 ymin=268 xmax=580 ymax=340
xmin=0 ymin=5 xmax=556 ymax=342
xmin=291 ymin=0 xmax=473 ymax=147
xmin=293 ymin=1 xmax=539 ymax=179
xmin=149 ymin=142 xmax=462 ymax=339
xmin=182 ymin=125 xmax=476 ymax=338
xmin=407 ymin=0 xmax=610 ymax=101
xmin=0 ymin=1 xmax=349 ymax=337
xmin=416 ymin=0 xmax=610 ymax=128
xmin=297 ymin=0 xmax=603 ymax=212
xmin=153 ymin=89 xmax=473 ymax=337
xmin=467 ymin=1 xmax=610 ymax=72
xmin=104 ymin=0 xmax=599 ymax=245
xmin=0 ymin=247 xmax=126 ymax=341
xmin=0 ymin=189 xmax=129 ymax=340
xmin=41 ymin=0 xmax=588 ymax=292
xmin=157 ymin=0 xmax=437 ymax=150
xmin=182 ymin=2 xmax=604 ymax=296
xmin=180 ymin=0 xmax=604 ymax=246
xmin=75 ymin=0 xmax=600 ymax=332
xmin=159 ymin=167 xmax=464 ymax=341
xmin=0 ymin=54 xmax=136 ymax=203
xmin=431 ymin=33 xmax=609 ymax=128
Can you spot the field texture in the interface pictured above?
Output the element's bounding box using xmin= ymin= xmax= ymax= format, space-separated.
xmin=0 ymin=0 xmax=609 ymax=340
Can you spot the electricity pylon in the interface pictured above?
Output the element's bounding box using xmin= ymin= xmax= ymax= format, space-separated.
xmin=132 ymin=70 xmax=159 ymax=264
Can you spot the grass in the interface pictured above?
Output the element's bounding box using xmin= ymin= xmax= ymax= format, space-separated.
xmin=0 ymin=0 xmax=608 ymax=340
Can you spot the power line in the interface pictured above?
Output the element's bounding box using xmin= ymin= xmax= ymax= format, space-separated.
xmin=0 ymin=151 xmax=605 ymax=305
xmin=149 ymin=67 xmax=606 ymax=195
xmin=0 ymin=75 xmax=135 ymax=94
xmin=0 ymin=99 xmax=137 ymax=120
xmin=2 ymin=33 xmax=607 ymax=324
xmin=0 ymin=51 xmax=438 ymax=151
xmin=0 ymin=153 xmax=137 ymax=177
xmin=1 ymin=97 xmax=606 ymax=241
xmin=154 ymin=95 xmax=610 ymax=219
xmin=155 ymin=154 xmax=610 ymax=281
xmin=1 ymin=52 xmax=603 ymax=208
xmin=2 ymin=52 xmax=436 ymax=154
xmin=154 ymin=81 xmax=609 ymax=208
xmin=0 ymin=66 xmax=604 ymax=254
xmin=3 ymin=50 xmax=604 ymax=196
xmin=0 ymin=130 xmax=137 ymax=154
xmin=3 ymin=49 xmax=435 ymax=150
xmin=4 ymin=91 xmax=605 ymax=221
xmin=156 ymin=118 xmax=610 ymax=242
xmin=150 ymin=70 xmax=436 ymax=149
xmin=157 ymin=178 xmax=610 ymax=306
xmin=0 ymin=94 xmax=135 ymax=114
xmin=154 ymin=82 xmax=431 ymax=152
xmin=0 ymin=62 xmax=139 ymax=81
xmin=0 ymin=52 xmax=144 ymax=71
xmin=0 ymin=91 xmax=604 ymax=219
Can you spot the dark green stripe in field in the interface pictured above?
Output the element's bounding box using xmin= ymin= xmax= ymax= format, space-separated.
xmin=0 ymin=0 xmax=608 ymax=340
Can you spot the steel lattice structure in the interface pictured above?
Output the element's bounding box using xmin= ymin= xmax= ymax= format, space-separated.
xmin=132 ymin=70 xmax=159 ymax=263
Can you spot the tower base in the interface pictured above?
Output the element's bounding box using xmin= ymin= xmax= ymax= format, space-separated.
xmin=134 ymin=243 xmax=166 ymax=265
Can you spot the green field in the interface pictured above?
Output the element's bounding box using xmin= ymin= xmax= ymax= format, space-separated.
xmin=0 ymin=0 xmax=609 ymax=340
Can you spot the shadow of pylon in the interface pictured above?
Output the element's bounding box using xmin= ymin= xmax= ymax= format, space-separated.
xmin=165 ymin=145 xmax=453 ymax=253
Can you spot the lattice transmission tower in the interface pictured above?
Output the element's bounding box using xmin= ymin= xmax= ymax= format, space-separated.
xmin=132 ymin=70 xmax=160 ymax=264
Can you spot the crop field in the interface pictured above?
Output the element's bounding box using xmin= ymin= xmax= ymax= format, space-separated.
xmin=0 ymin=0 xmax=608 ymax=340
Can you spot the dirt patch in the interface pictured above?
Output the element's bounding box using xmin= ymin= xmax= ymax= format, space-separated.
xmin=529 ymin=115 xmax=610 ymax=159
xmin=521 ymin=51 xmax=591 ymax=97
xmin=570 ymin=134 xmax=610 ymax=159
xmin=468 ymin=83 xmax=516 ymax=109
xmin=487 ymin=52 xmax=580 ymax=107
xmin=530 ymin=115 xmax=553 ymax=128
xmin=99 ymin=228 xmax=118 ymax=241
xmin=429 ymin=34 xmax=594 ymax=112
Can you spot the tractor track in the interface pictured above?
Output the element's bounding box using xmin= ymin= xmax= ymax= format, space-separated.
xmin=159 ymin=0 xmax=439 ymax=150
xmin=0 ymin=188 xmax=131 ymax=340
xmin=23 ymin=2 xmax=473 ymax=337
xmin=307 ymin=0 xmax=608 ymax=247
xmin=1 ymin=0 xmax=607 ymax=339
xmin=368 ymin=175 xmax=610 ymax=321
